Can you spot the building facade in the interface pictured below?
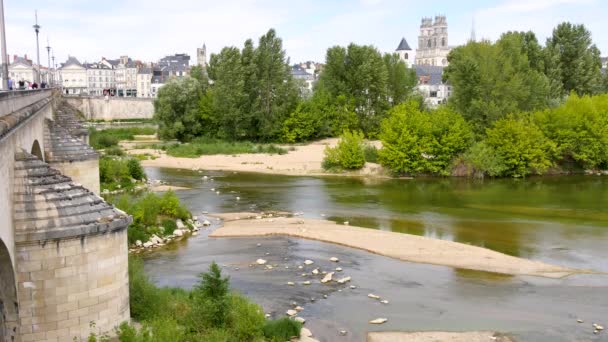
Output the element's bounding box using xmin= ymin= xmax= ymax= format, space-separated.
xmin=197 ymin=44 xmax=207 ymax=68
xmin=414 ymin=65 xmax=451 ymax=107
xmin=59 ymin=56 xmax=88 ymax=95
xmin=137 ymin=68 xmax=153 ymax=98
xmin=85 ymin=62 xmax=115 ymax=96
xmin=416 ymin=16 xmax=451 ymax=67
xmin=8 ymin=56 xmax=37 ymax=85
xmin=115 ymin=56 xmax=138 ymax=97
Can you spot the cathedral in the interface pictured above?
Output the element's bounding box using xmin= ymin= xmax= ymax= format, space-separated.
xmin=415 ymin=15 xmax=451 ymax=66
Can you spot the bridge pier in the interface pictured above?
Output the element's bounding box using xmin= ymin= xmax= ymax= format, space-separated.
xmin=1 ymin=90 xmax=132 ymax=341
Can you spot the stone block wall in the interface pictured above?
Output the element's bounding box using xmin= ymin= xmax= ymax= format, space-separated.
xmin=64 ymin=97 xmax=154 ymax=121
xmin=47 ymin=158 xmax=100 ymax=195
xmin=15 ymin=229 xmax=129 ymax=342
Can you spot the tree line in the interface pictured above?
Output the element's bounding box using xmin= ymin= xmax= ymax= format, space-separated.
xmin=155 ymin=23 xmax=608 ymax=177
xmin=154 ymin=29 xmax=418 ymax=143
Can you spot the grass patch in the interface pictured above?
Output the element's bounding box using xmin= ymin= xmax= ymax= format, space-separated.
xmin=364 ymin=144 xmax=378 ymax=163
xmin=165 ymin=137 xmax=288 ymax=158
xmin=89 ymin=127 xmax=157 ymax=149
xmin=263 ymin=318 xmax=302 ymax=341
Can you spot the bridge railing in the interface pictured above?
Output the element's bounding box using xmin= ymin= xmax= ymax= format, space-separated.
xmin=0 ymin=88 xmax=54 ymax=118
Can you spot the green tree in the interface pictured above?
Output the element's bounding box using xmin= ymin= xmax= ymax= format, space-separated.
xmin=544 ymin=22 xmax=603 ymax=96
xmin=533 ymin=94 xmax=608 ymax=170
xmin=154 ymin=78 xmax=204 ymax=142
xmin=127 ymin=158 xmax=146 ymax=181
xmin=383 ymin=53 xmax=417 ymax=106
xmin=484 ymin=116 xmax=555 ymax=177
xmin=322 ymin=130 xmax=366 ymax=170
xmin=378 ymin=101 xmax=473 ymax=175
xmin=252 ymin=29 xmax=300 ymax=141
xmin=444 ymin=36 xmax=550 ymax=133
xmin=208 ymin=47 xmax=247 ymax=140
xmin=192 ymin=262 xmax=230 ymax=329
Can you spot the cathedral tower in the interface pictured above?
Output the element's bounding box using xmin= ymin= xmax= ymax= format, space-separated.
xmin=197 ymin=43 xmax=207 ymax=68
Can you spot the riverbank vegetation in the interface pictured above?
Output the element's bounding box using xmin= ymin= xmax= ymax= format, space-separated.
xmin=118 ymin=257 xmax=302 ymax=341
xmin=152 ymin=23 xmax=608 ymax=178
xmin=89 ymin=127 xmax=157 ymax=150
xmin=159 ymin=138 xmax=288 ymax=158
xmin=108 ymin=191 xmax=191 ymax=245
xmin=100 ymin=156 xmax=147 ymax=191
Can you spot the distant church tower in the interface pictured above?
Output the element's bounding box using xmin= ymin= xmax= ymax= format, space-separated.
xmin=395 ymin=38 xmax=413 ymax=68
xmin=197 ymin=43 xmax=207 ymax=68
xmin=415 ymin=15 xmax=451 ymax=67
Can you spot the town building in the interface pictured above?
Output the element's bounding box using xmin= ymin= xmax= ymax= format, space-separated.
xmin=414 ymin=65 xmax=451 ymax=107
xmin=115 ymin=55 xmax=139 ymax=97
xmin=59 ymin=56 xmax=88 ymax=95
xmin=8 ymin=55 xmax=37 ymax=85
xmin=395 ymin=38 xmax=414 ymax=68
xmin=159 ymin=53 xmax=190 ymax=78
xmin=137 ymin=67 xmax=153 ymax=98
xmin=84 ymin=62 xmax=115 ymax=96
xmin=415 ymin=16 xmax=451 ymax=66
xmin=291 ymin=61 xmax=321 ymax=96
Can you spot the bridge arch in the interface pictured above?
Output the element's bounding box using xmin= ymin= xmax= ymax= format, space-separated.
xmin=0 ymin=239 xmax=18 ymax=341
xmin=30 ymin=140 xmax=43 ymax=161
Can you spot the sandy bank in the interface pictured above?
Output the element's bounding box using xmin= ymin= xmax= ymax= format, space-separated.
xmin=209 ymin=214 xmax=580 ymax=278
xmin=133 ymin=138 xmax=388 ymax=177
xmin=367 ymin=331 xmax=515 ymax=342
xmin=149 ymin=184 xmax=190 ymax=192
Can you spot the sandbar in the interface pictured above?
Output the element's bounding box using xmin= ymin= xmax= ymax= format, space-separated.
xmin=367 ymin=331 xmax=515 ymax=342
xmin=209 ymin=214 xmax=581 ymax=278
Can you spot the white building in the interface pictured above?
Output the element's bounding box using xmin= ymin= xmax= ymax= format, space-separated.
xmin=416 ymin=16 xmax=451 ymax=67
xmin=8 ymin=56 xmax=37 ymax=85
xmin=59 ymin=57 xmax=88 ymax=95
xmin=395 ymin=38 xmax=414 ymax=68
xmin=150 ymin=74 xmax=165 ymax=98
xmin=414 ymin=65 xmax=451 ymax=107
xmin=137 ymin=68 xmax=152 ymax=98
xmin=85 ymin=62 xmax=115 ymax=96
xmin=115 ymin=56 xmax=138 ymax=97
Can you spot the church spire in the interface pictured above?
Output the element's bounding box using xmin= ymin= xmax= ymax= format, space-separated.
xmin=469 ymin=17 xmax=476 ymax=43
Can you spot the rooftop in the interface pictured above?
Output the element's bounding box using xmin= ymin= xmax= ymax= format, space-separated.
xmin=396 ymin=38 xmax=412 ymax=51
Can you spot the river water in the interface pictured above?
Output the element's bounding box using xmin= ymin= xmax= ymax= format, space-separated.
xmin=142 ymin=168 xmax=608 ymax=342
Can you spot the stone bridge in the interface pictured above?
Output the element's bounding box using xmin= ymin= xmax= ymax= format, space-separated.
xmin=0 ymin=90 xmax=131 ymax=341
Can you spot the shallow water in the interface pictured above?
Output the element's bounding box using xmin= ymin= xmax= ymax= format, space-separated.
xmin=142 ymin=168 xmax=608 ymax=341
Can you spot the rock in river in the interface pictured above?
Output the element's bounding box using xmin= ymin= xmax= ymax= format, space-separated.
xmin=256 ymin=259 xmax=267 ymax=265
xmin=336 ymin=276 xmax=351 ymax=284
xmin=368 ymin=293 xmax=380 ymax=299
xmin=286 ymin=309 xmax=297 ymax=316
xmin=330 ymin=257 xmax=339 ymax=262
xmin=321 ymin=272 xmax=334 ymax=283
xmin=369 ymin=318 xmax=388 ymax=324
xmin=304 ymin=260 xmax=314 ymax=265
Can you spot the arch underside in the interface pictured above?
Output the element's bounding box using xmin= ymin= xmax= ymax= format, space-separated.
xmin=0 ymin=239 xmax=18 ymax=342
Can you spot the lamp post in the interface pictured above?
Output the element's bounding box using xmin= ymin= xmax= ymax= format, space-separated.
xmin=33 ymin=10 xmax=41 ymax=84
xmin=51 ymin=53 xmax=55 ymax=86
xmin=45 ymin=38 xmax=50 ymax=85
xmin=0 ymin=0 xmax=8 ymax=90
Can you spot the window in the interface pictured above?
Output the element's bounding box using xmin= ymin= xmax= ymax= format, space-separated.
xmin=442 ymin=37 xmax=446 ymax=47
xmin=430 ymin=91 xmax=438 ymax=98
xmin=404 ymin=53 xmax=408 ymax=60
xmin=427 ymin=39 xmax=431 ymax=48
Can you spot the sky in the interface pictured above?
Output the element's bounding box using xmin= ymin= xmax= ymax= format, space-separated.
xmin=4 ymin=0 xmax=607 ymax=67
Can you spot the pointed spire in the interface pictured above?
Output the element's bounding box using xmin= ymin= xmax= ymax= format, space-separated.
xmin=470 ymin=17 xmax=476 ymax=43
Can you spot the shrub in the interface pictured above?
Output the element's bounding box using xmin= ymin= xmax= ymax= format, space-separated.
xmin=485 ymin=116 xmax=555 ymax=177
xmin=161 ymin=219 xmax=177 ymax=236
xmin=363 ymin=144 xmax=379 ymax=163
xmin=128 ymin=257 xmax=164 ymax=321
xmin=191 ymin=262 xmax=230 ymax=328
xmin=128 ymin=158 xmax=146 ymax=181
xmin=127 ymin=224 xmax=150 ymax=245
xmin=263 ymin=318 xmax=302 ymax=341
xmin=105 ymin=146 xmax=125 ymax=156
xmin=378 ymin=102 xmax=473 ymax=175
xmin=462 ymin=141 xmax=508 ymax=177
xmin=228 ymin=294 xmax=265 ymax=341
xmin=89 ymin=127 xmax=156 ymax=150
xmin=322 ymin=130 xmax=366 ymax=170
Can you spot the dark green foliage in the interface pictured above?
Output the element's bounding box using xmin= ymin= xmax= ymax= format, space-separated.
xmin=127 ymin=158 xmax=146 ymax=181
xmin=104 ymin=146 xmax=125 ymax=156
xmin=378 ymin=102 xmax=473 ymax=175
xmin=462 ymin=141 xmax=508 ymax=177
xmin=191 ymin=262 xmax=230 ymax=328
xmin=154 ymin=77 xmax=205 ymax=142
xmin=89 ymin=127 xmax=156 ymax=150
xmin=544 ymin=22 xmax=603 ymax=96
xmin=323 ymin=130 xmax=366 ymax=170
xmin=444 ymin=34 xmax=550 ymax=133
xmin=123 ymin=257 xmax=266 ymax=342
xmin=161 ymin=219 xmax=177 ymax=236
xmin=363 ymin=144 xmax=379 ymax=163
xmin=262 ymin=318 xmax=302 ymax=341
xmin=164 ymin=137 xmax=287 ymax=158
xmin=384 ymin=53 xmax=418 ymax=106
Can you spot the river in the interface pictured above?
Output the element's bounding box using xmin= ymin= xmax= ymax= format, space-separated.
xmin=141 ymin=168 xmax=608 ymax=341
